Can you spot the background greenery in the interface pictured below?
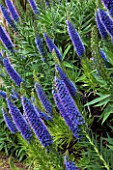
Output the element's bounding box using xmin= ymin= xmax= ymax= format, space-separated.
xmin=0 ymin=0 xmax=113 ymax=169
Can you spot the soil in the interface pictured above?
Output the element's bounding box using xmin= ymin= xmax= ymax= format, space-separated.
xmin=0 ymin=152 xmax=28 ymax=170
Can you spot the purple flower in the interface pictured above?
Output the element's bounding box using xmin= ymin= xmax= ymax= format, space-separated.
xmin=64 ymin=156 xmax=78 ymax=170
xmin=98 ymin=9 xmax=113 ymax=38
xmin=0 ymin=90 xmax=17 ymax=100
xmin=0 ymin=4 xmax=17 ymax=31
xmin=34 ymin=83 xmax=52 ymax=115
xmin=32 ymin=102 xmax=53 ymax=121
xmin=43 ymin=33 xmax=62 ymax=61
xmin=22 ymin=96 xmax=53 ymax=148
xmin=100 ymin=49 xmax=107 ymax=61
xmin=28 ymin=0 xmax=39 ymax=14
xmin=55 ymin=65 xmax=77 ymax=97
xmin=0 ymin=52 xmax=3 ymax=61
xmin=44 ymin=0 xmax=49 ymax=6
xmin=11 ymin=89 xmax=20 ymax=100
xmin=35 ymin=35 xmax=45 ymax=57
xmin=54 ymin=77 xmax=85 ymax=139
xmin=66 ymin=20 xmax=85 ymax=58
xmin=5 ymin=0 xmax=20 ymax=22
xmin=0 ymin=25 xmax=14 ymax=51
xmin=52 ymin=88 xmax=72 ymax=125
xmin=3 ymin=57 xmax=23 ymax=87
xmin=102 ymin=0 xmax=113 ymax=17
xmin=2 ymin=107 xmax=17 ymax=134
xmin=6 ymin=98 xmax=32 ymax=142
xmin=95 ymin=11 xmax=108 ymax=38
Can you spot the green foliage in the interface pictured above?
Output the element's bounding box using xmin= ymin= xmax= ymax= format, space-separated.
xmin=0 ymin=0 xmax=113 ymax=169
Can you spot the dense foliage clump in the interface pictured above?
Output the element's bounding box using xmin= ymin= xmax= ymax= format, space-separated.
xmin=0 ymin=0 xmax=113 ymax=169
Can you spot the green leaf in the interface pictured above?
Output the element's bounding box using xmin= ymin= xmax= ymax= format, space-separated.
xmin=84 ymin=94 xmax=110 ymax=106
xmin=62 ymin=45 xmax=71 ymax=60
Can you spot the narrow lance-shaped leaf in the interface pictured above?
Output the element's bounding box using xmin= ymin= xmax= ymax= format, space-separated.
xmin=5 ymin=0 xmax=20 ymax=22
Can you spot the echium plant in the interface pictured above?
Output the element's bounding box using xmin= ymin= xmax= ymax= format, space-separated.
xmin=55 ymin=64 xmax=77 ymax=98
xmin=3 ymin=57 xmax=23 ymax=87
xmin=6 ymin=97 xmax=32 ymax=142
xmin=22 ymin=96 xmax=53 ymax=148
xmin=2 ymin=107 xmax=18 ymax=134
xmin=5 ymin=0 xmax=20 ymax=22
xmin=64 ymin=156 xmax=78 ymax=170
xmin=35 ymin=35 xmax=45 ymax=57
xmin=98 ymin=9 xmax=113 ymax=38
xmin=43 ymin=33 xmax=62 ymax=61
xmin=95 ymin=11 xmax=108 ymax=38
xmin=28 ymin=0 xmax=39 ymax=14
xmin=102 ymin=0 xmax=113 ymax=17
xmin=0 ymin=25 xmax=14 ymax=51
xmin=53 ymin=76 xmax=85 ymax=139
xmin=0 ymin=90 xmax=17 ymax=100
xmin=66 ymin=20 xmax=85 ymax=58
xmin=0 ymin=4 xmax=17 ymax=31
xmin=34 ymin=83 xmax=52 ymax=115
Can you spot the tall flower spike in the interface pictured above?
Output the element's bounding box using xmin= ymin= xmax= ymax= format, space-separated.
xmin=28 ymin=0 xmax=39 ymax=14
xmin=6 ymin=98 xmax=32 ymax=142
xmin=5 ymin=0 xmax=20 ymax=22
xmin=0 ymin=90 xmax=17 ymax=100
xmin=52 ymin=88 xmax=72 ymax=126
xmin=0 ymin=25 xmax=14 ymax=51
xmin=55 ymin=65 xmax=77 ymax=97
xmin=35 ymin=35 xmax=45 ymax=57
xmin=0 ymin=4 xmax=17 ymax=31
xmin=95 ymin=11 xmax=108 ymax=38
xmin=2 ymin=107 xmax=18 ymax=134
xmin=98 ymin=9 xmax=113 ymax=38
xmin=64 ymin=156 xmax=78 ymax=170
xmin=66 ymin=20 xmax=85 ymax=58
xmin=34 ymin=83 xmax=52 ymax=115
xmin=31 ymin=97 xmax=53 ymax=121
xmin=54 ymin=77 xmax=85 ymax=139
xmin=22 ymin=96 xmax=53 ymax=148
xmin=43 ymin=33 xmax=62 ymax=61
xmin=102 ymin=0 xmax=113 ymax=17
xmin=100 ymin=49 xmax=108 ymax=61
xmin=33 ymin=104 xmax=53 ymax=121
xmin=3 ymin=57 xmax=23 ymax=87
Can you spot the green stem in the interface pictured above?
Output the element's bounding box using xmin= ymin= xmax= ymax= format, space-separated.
xmin=85 ymin=132 xmax=110 ymax=170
